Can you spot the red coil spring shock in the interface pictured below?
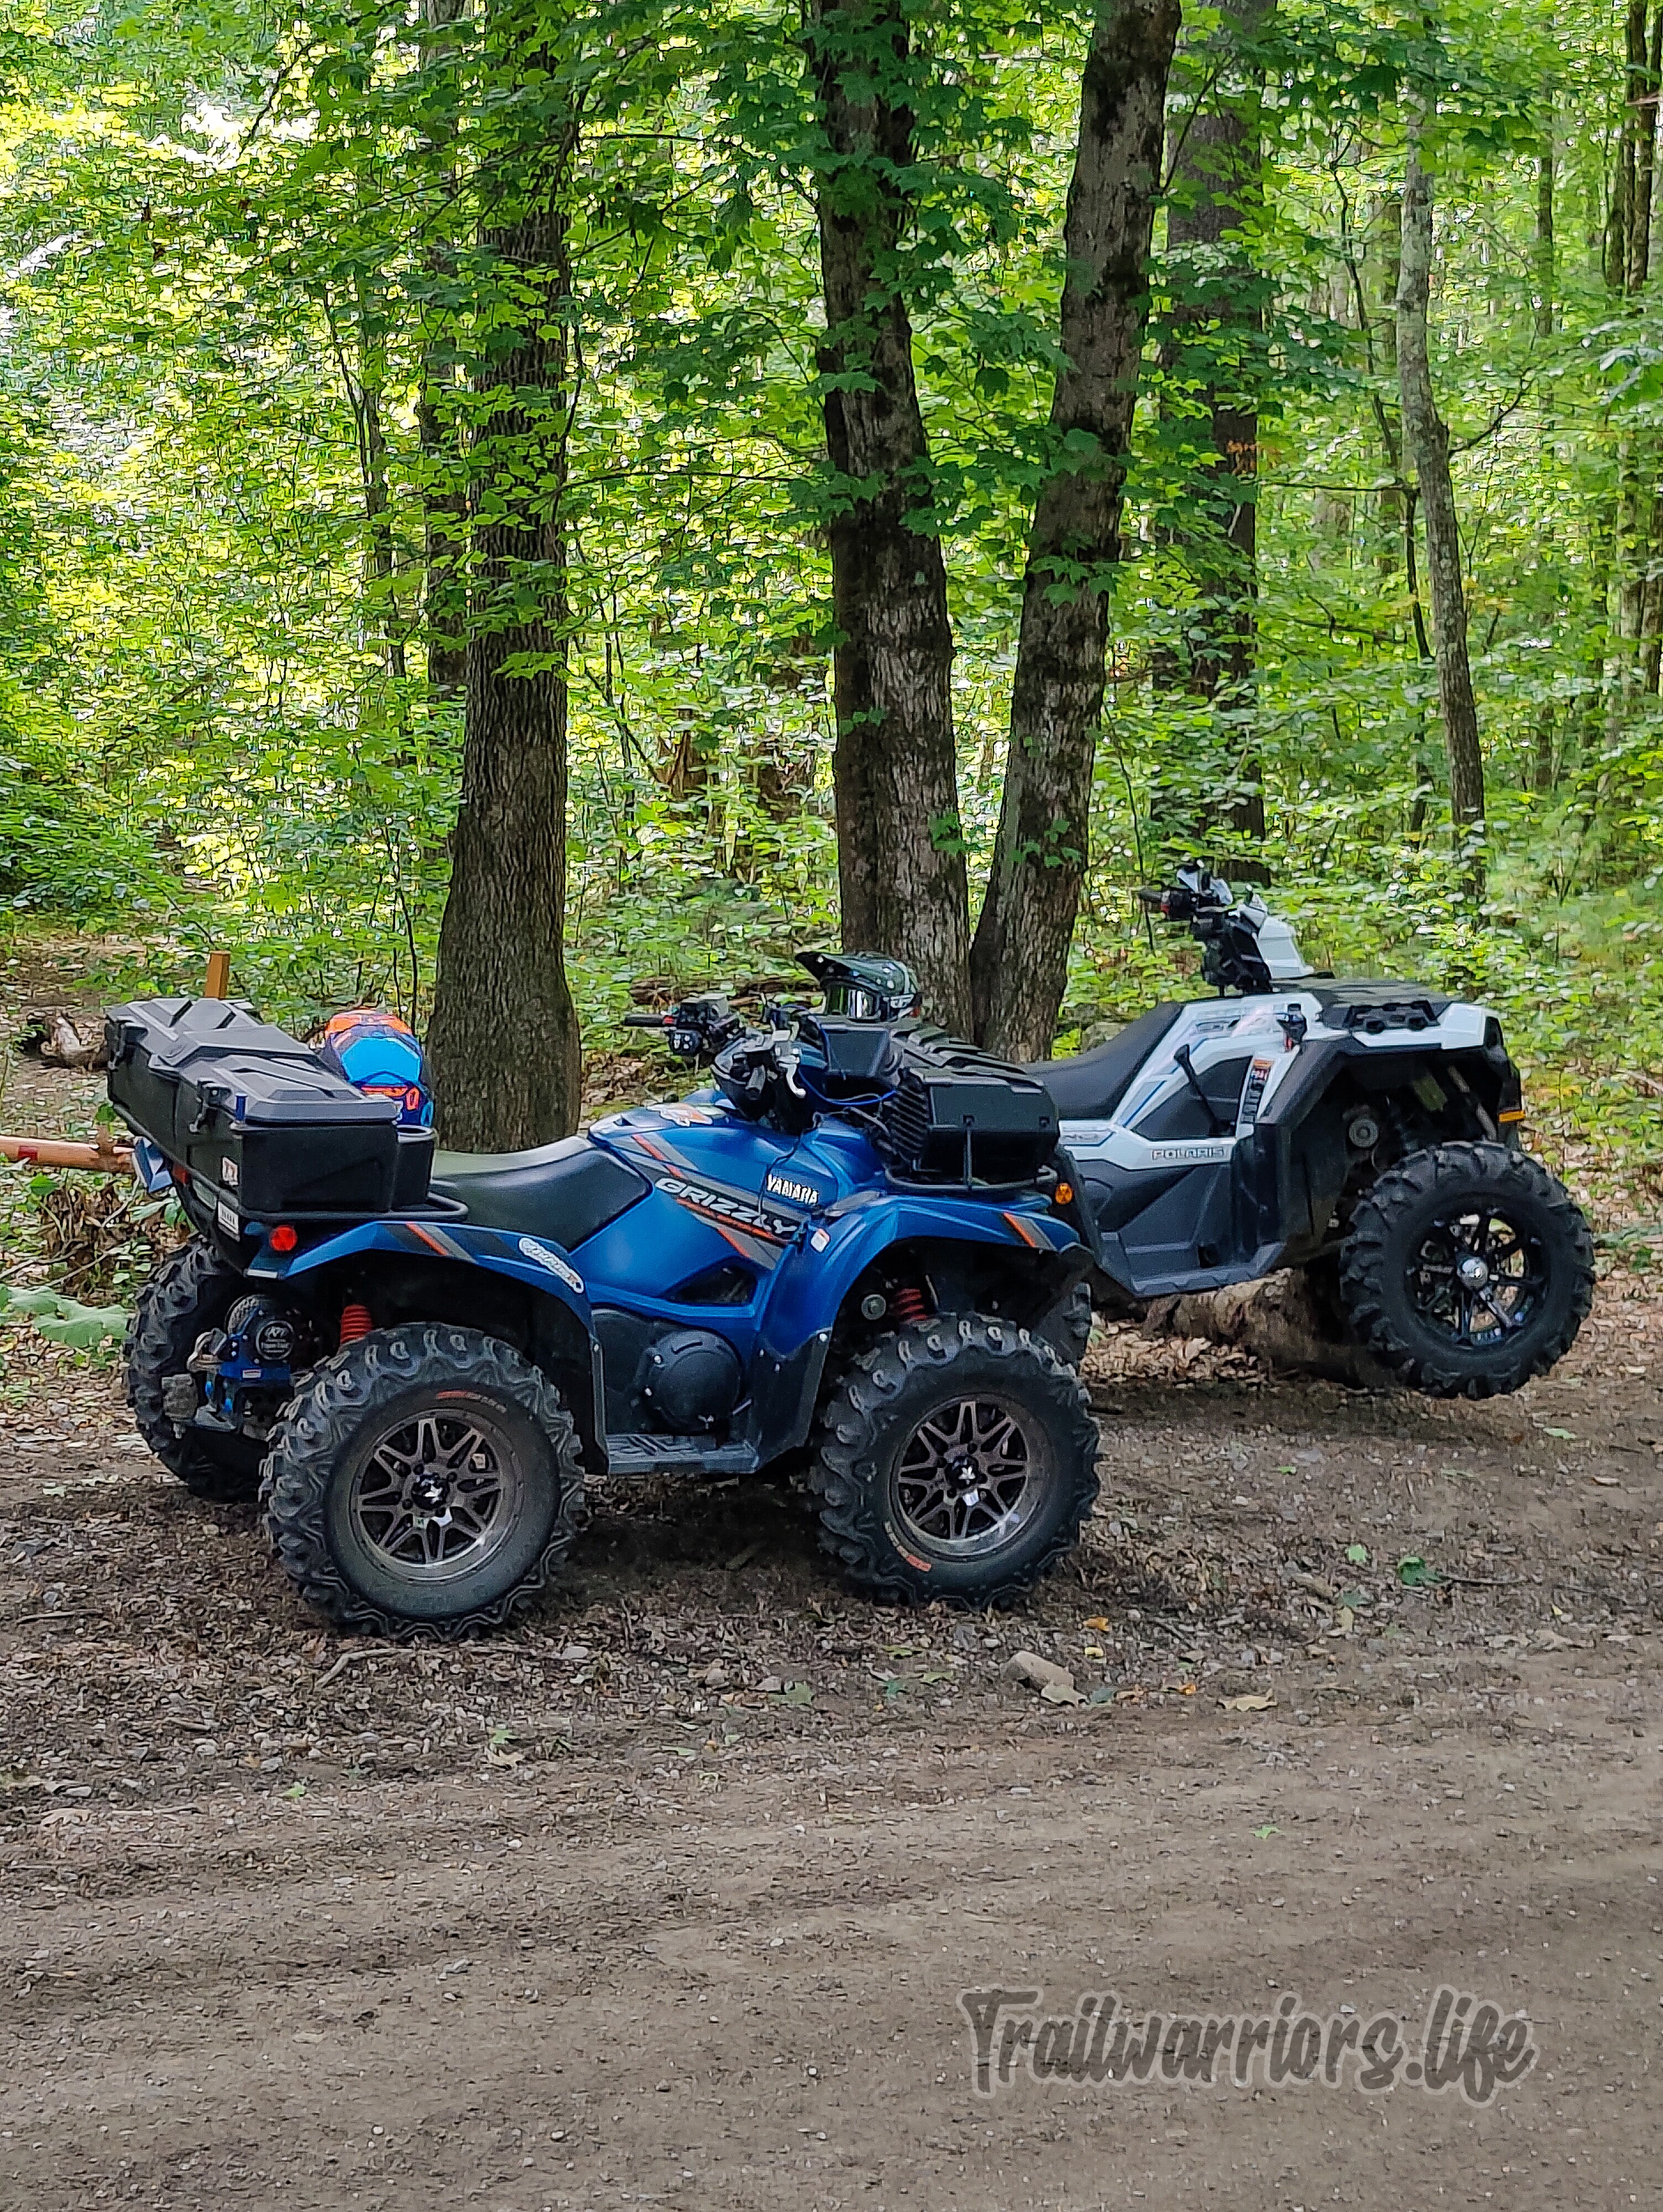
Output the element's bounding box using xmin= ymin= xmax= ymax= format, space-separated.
xmin=890 ymin=1283 xmax=930 ymax=1327
xmin=338 ymin=1301 xmax=373 ymax=1348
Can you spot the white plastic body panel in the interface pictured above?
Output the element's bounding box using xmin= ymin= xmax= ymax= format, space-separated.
xmin=1060 ymin=990 xmax=1495 ymax=1172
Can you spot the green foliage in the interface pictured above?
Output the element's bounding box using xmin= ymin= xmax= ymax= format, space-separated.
xmin=0 ymin=0 xmax=1657 ymax=1204
xmin=0 ymin=1281 xmax=129 ymax=1352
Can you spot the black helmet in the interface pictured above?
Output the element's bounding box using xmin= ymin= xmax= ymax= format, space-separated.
xmin=796 ymin=948 xmax=921 ymax=1023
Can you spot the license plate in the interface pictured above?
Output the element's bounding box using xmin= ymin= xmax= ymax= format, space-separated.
xmin=216 ymin=1198 xmax=240 ymax=1236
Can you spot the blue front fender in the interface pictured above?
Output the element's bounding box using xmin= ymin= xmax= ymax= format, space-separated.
xmin=759 ymin=1195 xmax=1083 ymax=1365
xmin=246 ymin=1217 xmax=594 ymax=1333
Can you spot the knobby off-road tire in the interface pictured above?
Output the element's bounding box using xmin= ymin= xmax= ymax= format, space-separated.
xmin=125 ymin=1237 xmax=265 ymax=1503
xmin=1339 ymin=1141 xmax=1594 ymax=1399
xmin=1038 ymin=1281 xmax=1094 ymax=1369
xmin=809 ymin=1315 xmax=1100 ymax=1606
xmin=260 ymin=1324 xmax=583 ymax=1639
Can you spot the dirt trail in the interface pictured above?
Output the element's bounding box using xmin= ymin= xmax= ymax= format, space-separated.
xmin=3 ymin=972 xmax=1662 ymax=2206
xmin=1 ymin=1270 xmax=1660 ymax=2209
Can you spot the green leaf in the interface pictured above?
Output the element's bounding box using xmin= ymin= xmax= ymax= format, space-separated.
xmin=1345 ymin=1543 xmax=1369 ymax=1566
xmin=36 ymin=1306 xmax=128 ymax=1350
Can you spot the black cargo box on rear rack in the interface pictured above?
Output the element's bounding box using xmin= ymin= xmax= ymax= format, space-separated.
xmin=105 ymin=997 xmax=433 ymax=1235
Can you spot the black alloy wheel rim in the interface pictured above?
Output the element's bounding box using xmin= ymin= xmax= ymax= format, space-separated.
xmin=892 ymin=1396 xmax=1044 ymax=1558
xmin=1405 ymin=1202 xmax=1548 ymax=1347
xmin=348 ymin=1406 xmax=525 ymax=1585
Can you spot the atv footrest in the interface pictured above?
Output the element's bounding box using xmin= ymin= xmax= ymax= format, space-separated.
xmin=606 ymin=1433 xmax=759 ymax=1477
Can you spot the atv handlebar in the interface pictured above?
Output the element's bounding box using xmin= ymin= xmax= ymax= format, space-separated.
xmin=1138 ymin=861 xmax=1304 ymax=997
xmin=621 ymin=994 xmax=745 ymax=1065
xmin=1138 ymin=863 xmax=1233 ymax=927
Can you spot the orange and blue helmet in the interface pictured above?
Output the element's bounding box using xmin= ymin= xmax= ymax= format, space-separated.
xmin=317 ymin=1008 xmax=433 ymax=1126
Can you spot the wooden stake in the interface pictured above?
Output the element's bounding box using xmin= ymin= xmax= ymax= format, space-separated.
xmin=203 ymin=951 xmax=231 ymax=1000
xmin=0 ymin=1136 xmax=134 ymax=1172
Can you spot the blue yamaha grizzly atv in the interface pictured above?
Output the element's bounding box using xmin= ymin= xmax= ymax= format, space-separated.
xmin=107 ymin=959 xmax=1100 ymax=1639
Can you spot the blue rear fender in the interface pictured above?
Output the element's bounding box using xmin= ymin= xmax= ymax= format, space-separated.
xmin=247 ymin=1216 xmax=605 ymax=1459
xmin=247 ymin=1217 xmax=595 ymax=1333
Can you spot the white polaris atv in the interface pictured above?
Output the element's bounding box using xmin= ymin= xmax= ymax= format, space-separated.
xmin=1042 ymin=864 xmax=1594 ymax=1398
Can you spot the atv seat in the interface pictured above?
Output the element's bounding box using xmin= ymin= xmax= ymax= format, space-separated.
xmin=1027 ymin=1003 xmax=1184 ymax=1122
xmin=430 ymin=1136 xmax=649 ymax=1251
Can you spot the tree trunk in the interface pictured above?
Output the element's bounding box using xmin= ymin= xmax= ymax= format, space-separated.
xmin=357 ymin=354 xmax=405 ymax=682
xmin=1629 ymin=4 xmax=1660 ymax=293
xmin=969 ymin=0 xmax=1180 ymax=1060
xmin=1615 ymin=6 xmax=1662 ymax=686
xmin=1151 ymin=0 xmax=1272 ymax=846
xmin=1643 ymin=484 xmax=1663 ymax=693
xmin=1584 ymin=490 xmax=1616 ymax=763
xmin=1533 ymin=107 xmax=1557 ymax=782
xmin=417 ymin=0 xmax=467 ymax=701
xmin=1395 ymin=105 xmax=1485 ymax=891
xmin=809 ymin=0 xmax=969 ymax=1035
xmin=417 ymin=358 xmax=467 ymax=698
xmin=322 ymin=239 xmax=406 ymax=682
xmin=1367 ymin=188 xmax=1404 ymax=577
xmin=426 ymin=119 xmax=582 ymax=1150
xmin=1534 ymin=119 xmax=1555 ymax=340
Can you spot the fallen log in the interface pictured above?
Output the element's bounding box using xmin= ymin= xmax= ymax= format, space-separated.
xmin=1140 ymin=1266 xmax=1396 ymax=1390
xmin=15 ymin=1010 xmax=107 ymax=1070
xmin=0 ymin=1135 xmax=134 ymax=1173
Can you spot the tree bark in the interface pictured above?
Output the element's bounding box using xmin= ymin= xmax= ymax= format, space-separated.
xmin=1534 ymin=121 xmax=1555 ymax=340
xmin=1629 ymin=3 xmax=1660 ymax=293
xmin=809 ymin=0 xmax=970 ymax=1035
xmin=1395 ymin=105 xmax=1486 ymax=891
xmin=328 ymin=293 xmax=407 ymax=682
xmin=1533 ymin=109 xmax=1557 ymax=784
xmin=357 ymin=324 xmax=405 ymax=682
xmin=416 ymin=0 xmax=467 ymax=701
xmin=1614 ymin=6 xmax=1662 ymax=685
xmin=969 ymin=0 xmax=1180 ymax=1060
xmin=426 ymin=101 xmax=582 ymax=1150
xmin=1151 ymin=0 xmax=1272 ymax=844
